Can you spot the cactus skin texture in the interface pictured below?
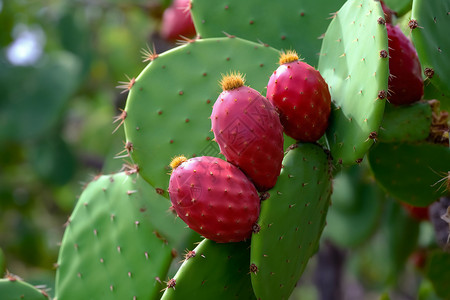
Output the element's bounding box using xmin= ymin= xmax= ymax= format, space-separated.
xmin=55 ymin=173 xmax=176 ymax=300
xmin=190 ymin=0 xmax=346 ymax=66
xmin=386 ymin=23 xmax=423 ymax=105
xmin=318 ymin=0 xmax=389 ymax=166
xmin=266 ymin=51 xmax=331 ymax=142
xmin=0 ymin=278 xmax=50 ymax=300
xmin=368 ymin=142 xmax=450 ymax=207
xmin=211 ymin=75 xmax=284 ymax=191
xmin=123 ymin=37 xmax=280 ymax=194
xmin=378 ymin=101 xmax=432 ymax=143
xmin=168 ymin=156 xmax=260 ymax=243
xmin=411 ymin=0 xmax=450 ymax=100
xmin=161 ymin=239 xmax=255 ymax=299
xmin=250 ymin=143 xmax=332 ymax=300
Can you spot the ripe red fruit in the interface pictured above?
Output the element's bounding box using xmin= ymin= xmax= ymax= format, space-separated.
xmin=400 ymin=202 xmax=430 ymax=221
xmin=160 ymin=0 xmax=196 ymax=41
xmin=386 ymin=23 xmax=424 ymax=105
xmin=168 ymin=155 xmax=260 ymax=243
xmin=266 ymin=50 xmax=331 ymax=142
xmin=211 ymin=73 xmax=284 ymax=191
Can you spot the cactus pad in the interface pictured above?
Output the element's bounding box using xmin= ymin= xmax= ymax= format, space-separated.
xmin=55 ymin=173 xmax=177 ymax=300
xmin=190 ymin=0 xmax=346 ymax=66
xmin=368 ymin=142 xmax=450 ymax=207
xmin=318 ymin=0 xmax=389 ymax=166
xmin=378 ymin=101 xmax=432 ymax=143
xmin=0 ymin=278 xmax=49 ymax=300
xmin=411 ymin=0 xmax=450 ymax=100
xmin=161 ymin=239 xmax=255 ymax=299
xmin=123 ymin=37 xmax=280 ymax=193
xmin=250 ymin=143 xmax=332 ymax=300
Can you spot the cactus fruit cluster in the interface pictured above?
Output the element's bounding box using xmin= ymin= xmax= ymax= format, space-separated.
xmin=4 ymin=0 xmax=449 ymax=299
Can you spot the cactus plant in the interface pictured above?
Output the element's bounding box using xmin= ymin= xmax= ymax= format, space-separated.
xmin=15 ymin=0 xmax=449 ymax=299
xmin=318 ymin=0 xmax=389 ymax=166
xmin=0 ymin=277 xmax=50 ymax=300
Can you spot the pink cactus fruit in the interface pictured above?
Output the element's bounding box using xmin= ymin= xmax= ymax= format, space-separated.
xmin=211 ymin=72 xmax=284 ymax=192
xmin=168 ymin=155 xmax=260 ymax=243
xmin=160 ymin=0 xmax=196 ymax=41
xmin=266 ymin=50 xmax=331 ymax=142
xmin=386 ymin=23 xmax=424 ymax=105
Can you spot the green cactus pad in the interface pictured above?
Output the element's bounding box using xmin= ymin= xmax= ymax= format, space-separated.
xmin=368 ymin=142 xmax=450 ymax=207
xmin=123 ymin=37 xmax=280 ymax=193
xmin=0 ymin=278 xmax=49 ymax=300
xmin=190 ymin=0 xmax=346 ymax=66
xmin=55 ymin=173 xmax=178 ymax=300
xmin=411 ymin=0 xmax=450 ymax=100
xmin=161 ymin=239 xmax=255 ymax=300
xmin=318 ymin=0 xmax=389 ymax=166
xmin=378 ymin=101 xmax=432 ymax=143
xmin=323 ymin=164 xmax=384 ymax=248
xmin=250 ymin=143 xmax=332 ymax=300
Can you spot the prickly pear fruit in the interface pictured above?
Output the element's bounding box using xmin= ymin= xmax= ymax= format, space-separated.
xmin=211 ymin=73 xmax=284 ymax=191
xmin=168 ymin=155 xmax=260 ymax=243
xmin=266 ymin=50 xmax=331 ymax=142
xmin=401 ymin=202 xmax=430 ymax=221
xmin=386 ymin=23 xmax=423 ymax=105
xmin=160 ymin=0 xmax=196 ymax=41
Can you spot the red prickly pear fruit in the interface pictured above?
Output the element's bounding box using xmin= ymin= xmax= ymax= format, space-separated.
xmin=160 ymin=0 xmax=196 ymax=41
xmin=211 ymin=72 xmax=284 ymax=192
xmin=400 ymin=202 xmax=430 ymax=221
xmin=266 ymin=50 xmax=331 ymax=142
xmin=386 ymin=23 xmax=424 ymax=105
xmin=380 ymin=0 xmax=396 ymax=24
xmin=168 ymin=155 xmax=260 ymax=243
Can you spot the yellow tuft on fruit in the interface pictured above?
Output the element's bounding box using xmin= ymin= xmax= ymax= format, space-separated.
xmin=170 ymin=155 xmax=187 ymax=170
xmin=279 ymin=50 xmax=299 ymax=65
xmin=220 ymin=72 xmax=245 ymax=91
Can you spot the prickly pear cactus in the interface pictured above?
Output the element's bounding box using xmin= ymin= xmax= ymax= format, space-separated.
xmin=411 ymin=0 xmax=450 ymax=100
xmin=378 ymin=101 xmax=432 ymax=143
xmin=0 ymin=277 xmax=50 ymax=300
xmin=55 ymin=172 xmax=182 ymax=300
xmin=161 ymin=239 xmax=255 ymax=299
xmin=250 ymin=143 xmax=332 ymax=300
xmin=368 ymin=142 xmax=450 ymax=207
xmin=318 ymin=0 xmax=389 ymax=166
xmin=190 ymin=0 xmax=346 ymax=65
xmin=123 ymin=37 xmax=280 ymax=193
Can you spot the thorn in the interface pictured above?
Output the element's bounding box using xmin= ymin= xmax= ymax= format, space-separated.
xmin=141 ymin=43 xmax=159 ymax=62
xmin=176 ymin=34 xmax=200 ymax=46
xmin=116 ymin=75 xmax=136 ymax=94
xmin=112 ymin=109 xmax=127 ymax=134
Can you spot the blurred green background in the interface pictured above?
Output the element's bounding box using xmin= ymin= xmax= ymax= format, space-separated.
xmin=0 ymin=0 xmax=176 ymax=291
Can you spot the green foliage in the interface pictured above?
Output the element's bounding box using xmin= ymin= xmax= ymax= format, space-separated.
xmin=191 ymin=0 xmax=346 ymax=66
xmin=424 ymin=250 xmax=450 ymax=299
xmin=55 ymin=173 xmax=179 ymax=300
xmin=378 ymin=102 xmax=432 ymax=143
xmin=318 ymin=0 xmax=389 ymax=166
xmin=368 ymin=142 xmax=450 ymax=206
xmin=161 ymin=239 xmax=255 ymax=299
xmin=411 ymin=0 xmax=450 ymax=102
xmin=250 ymin=143 xmax=332 ymax=300
xmin=324 ymin=163 xmax=384 ymax=248
xmin=0 ymin=278 xmax=49 ymax=300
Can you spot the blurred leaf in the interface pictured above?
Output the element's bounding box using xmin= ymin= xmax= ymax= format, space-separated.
xmin=0 ymin=51 xmax=81 ymax=143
